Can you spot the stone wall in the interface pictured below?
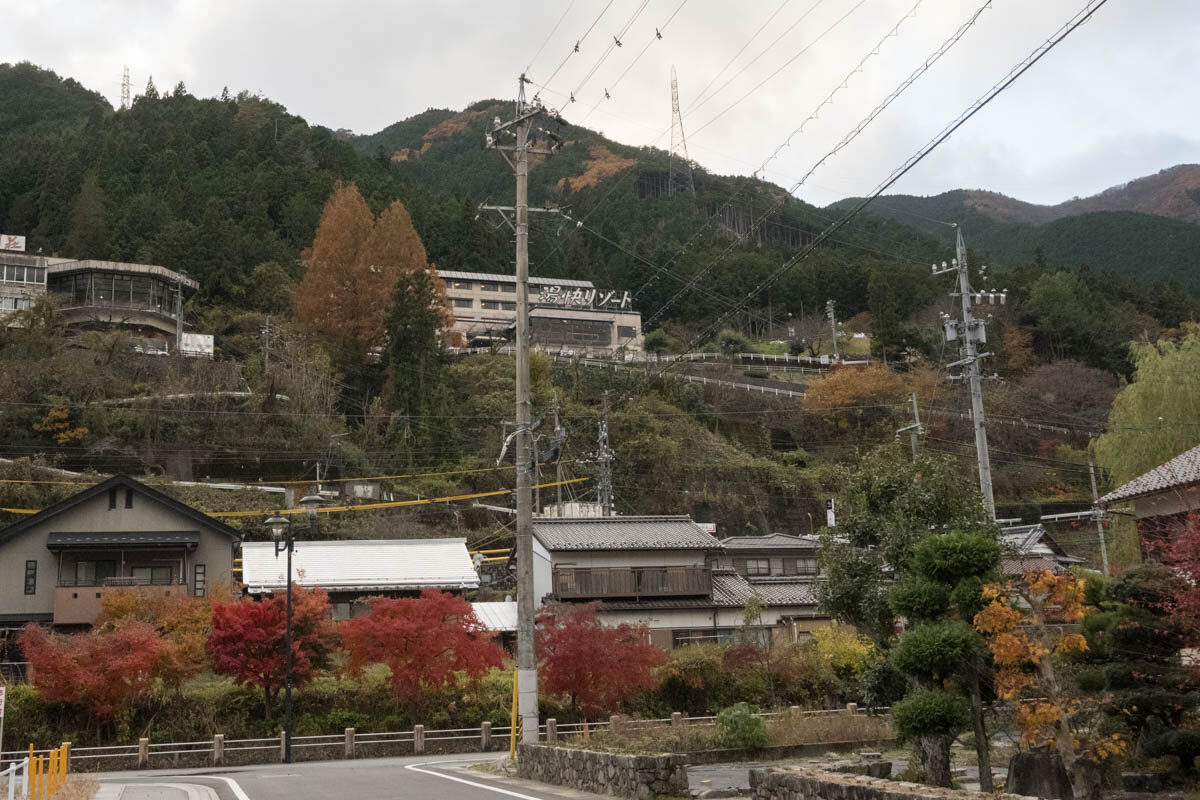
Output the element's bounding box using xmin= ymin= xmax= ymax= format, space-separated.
xmin=750 ymin=767 xmax=1041 ymax=800
xmin=518 ymin=743 xmax=689 ymax=800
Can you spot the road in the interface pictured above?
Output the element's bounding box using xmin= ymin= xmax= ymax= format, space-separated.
xmin=88 ymin=752 xmax=610 ymax=800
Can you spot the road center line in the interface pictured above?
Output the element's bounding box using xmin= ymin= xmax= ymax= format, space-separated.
xmin=405 ymin=763 xmax=549 ymax=800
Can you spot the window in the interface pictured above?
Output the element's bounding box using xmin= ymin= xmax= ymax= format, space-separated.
xmin=453 ymin=298 xmax=473 ymax=308
xmin=108 ymin=487 xmax=117 ymax=509
xmin=782 ymin=557 xmax=819 ymax=575
xmin=125 ymin=488 xmax=134 ymax=508
xmin=452 ymin=280 xmax=474 ymax=290
xmin=618 ymin=325 xmax=639 ymax=340
xmin=24 ymin=560 xmax=37 ymax=594
xmin=500 ymin=301 xmax=516 ymax=311
xmin=501 ymin=284 xmax=516 ymax=293
xmin=193 ymin=564 xmax=206 ymax=598
xmin=480 ymin=283 xmax=499 ymax=293
xmin=746 ymin=558 xmax=772 ymax=576
xmin=75 ymin=560 xmax=117 ymax=586
xmin=481 ymin=300 xmax=500 ymax=310
xmin=132 ymin=566 xmax=173 ymax=585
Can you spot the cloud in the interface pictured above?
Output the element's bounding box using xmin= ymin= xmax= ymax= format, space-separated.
xmin=7 ymin=0 xmax=1197 ymax=205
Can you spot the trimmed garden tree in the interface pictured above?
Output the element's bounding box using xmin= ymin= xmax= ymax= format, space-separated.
xmin=820 ymin=444 xmax=1001 ymax=788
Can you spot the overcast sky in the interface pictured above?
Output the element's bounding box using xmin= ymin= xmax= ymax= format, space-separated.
xmin=8 ymin=0 xmax=1198 ymax=207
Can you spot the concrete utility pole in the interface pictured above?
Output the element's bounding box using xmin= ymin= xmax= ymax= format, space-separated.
xmin=1087 ymin=449 xmax=1111 ymax=575
xmin=597 ymin=391 xmax=614 ymax=516
xmin=486 ymin=77 xmax=561 ymax=745
xmin=935 ymin=227 xmax=1004 ymax=517
xmin=551 ymin=392 xmax=565 ymax=515
xmin=825 ymin=299 xmax=838 ymax=360
xmin=896 ymin=392 xmax=923 ymax=459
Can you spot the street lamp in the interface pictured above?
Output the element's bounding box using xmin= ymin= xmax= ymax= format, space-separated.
xmin=264 ymin=512 xmax=293 ymax=763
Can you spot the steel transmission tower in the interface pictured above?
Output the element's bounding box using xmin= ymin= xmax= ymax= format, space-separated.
xmin=485 ymin=76 xmax=562 ymax=745
xmin=121 ymin=66 xmax=131 ymax=110
xmin=935 ymin=226 xmax=1006 ymax=517
xmin=668 ymin=66 xmax=694 ymax=196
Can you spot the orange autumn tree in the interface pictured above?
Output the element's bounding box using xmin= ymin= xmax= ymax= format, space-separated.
xmin=296 ymin=183 xmax=444 ymax=361
xmin=975 ymin=571 xmax=1124 ymax=798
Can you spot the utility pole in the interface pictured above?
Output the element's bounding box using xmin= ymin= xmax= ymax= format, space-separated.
xmin=825 ymin=299 xmax=838 ymax=360
xmin=486 ymin=77 xmax=561 ymax=745
xmin=935 ymin=227 xmax=1004 ymax=518
xmin=551 ymin=392 xmax=565 ymax=515
xmin=896 ymin=392 xmax=923 ymax=459
xmin=174 ymin=283 xmax=183 ymax=357
xmin=597 ymin=391 xmax=614 ymax=516
xmin=261 ymin=315 xmax=271 ymax=370
xmin=1087 ymin=448 xmax=1111 ymax=576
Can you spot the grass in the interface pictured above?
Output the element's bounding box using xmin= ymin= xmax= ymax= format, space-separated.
xmin=52 ymin=778 xmax=98 ymax=800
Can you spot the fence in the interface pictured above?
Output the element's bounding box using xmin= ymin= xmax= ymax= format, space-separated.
xmin=0 ymin=706 xmax=884 ymax=774
xmin=1 ymin=758 xmax=28 ymax=800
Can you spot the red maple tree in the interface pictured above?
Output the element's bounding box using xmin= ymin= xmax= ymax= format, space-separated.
xmin=1151 ymin=510 xmax=1200 ymax=655
xmin=207 ymin=585 xmax=338 ymax=711
xmin=536 ymin=603 xmax=666 ymax=720
xmin=340 ymin=590 xmax=503 ymax=702
xmin=19 ymin=622 xmax=171 ymax=728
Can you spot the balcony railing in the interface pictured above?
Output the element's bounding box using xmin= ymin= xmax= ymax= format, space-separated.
xmin=58 ymin=576 xmax=182 ymax=588
xmin=553 ymin=566 xmax=711 ymax=600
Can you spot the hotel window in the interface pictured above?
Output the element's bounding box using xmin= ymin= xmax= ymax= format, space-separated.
xmin=453 ymin=298 xmax=473 ymax=308
xmin=480 ymin=283 xmax=499 ymax=293
xmin=501 ymin=284 xmax=516 ymax=293
xmin=194 ymin=564 xmax=207 ymax=598
xmin=24 ymin=560 xmax=37 ymax=594
xmin=500 ymin=302 xmax=516 ymax=311
xmin=481 ymin=300 xmax=500 ymax=310
xmin=618 ymin=326 xmax=639 ymax=340
xmin=452 ymin=280 xmax=474 ymax=290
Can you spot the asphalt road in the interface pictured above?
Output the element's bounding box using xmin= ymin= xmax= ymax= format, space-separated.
xmin=89 ymin=752 xmax=610 ymax=800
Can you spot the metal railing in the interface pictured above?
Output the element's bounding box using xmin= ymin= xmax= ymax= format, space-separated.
xmin=0 ymin=705 xmax=886 ymax=773
xmin=1 ymin=757 xmax=29 ymax=800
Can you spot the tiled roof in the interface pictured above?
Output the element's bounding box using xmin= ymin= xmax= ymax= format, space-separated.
xmin=241 ymin=538 xmax=479 ymax=593
xmin=720 ymin=533 xmax=821 ymax=551
xmin=1000 ymin=524 xmax=1046 ymax=555
xmin=1002 ymin=556 xmax=1068 ymax=576
xmin=1100 ymin=443 xmax=1200 ymax=504
xmin=532 ymin=516 xmax=721 ymax=551
xmin=472 ymin=601 xmax=518 ymax=632
xmin=743 ymin=576 xmax=822 ymax=606
xmin=46 ymin=531 xmax=200 ymax=548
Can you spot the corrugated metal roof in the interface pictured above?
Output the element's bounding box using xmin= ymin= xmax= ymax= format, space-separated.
xmin=720 ymin=533 xmax=821 ymax=551
xmin=241 ymin=538 xmax=479 ymax=593
xmin=472 ymin=601 xmax=518 ymax=632
xmin=532 ymin=516 xmax=721 ymax=551
xmin=437 ymin=269 xmax=594 ymax=289
xmin=1100 ymin=443 xmax=1200 ymax=504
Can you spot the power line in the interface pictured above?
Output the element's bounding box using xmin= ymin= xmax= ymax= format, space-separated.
xmin=683 ymin=0 xmax=792 ymax=115
xmin=525 ymin=0 xmax=579 ymax=75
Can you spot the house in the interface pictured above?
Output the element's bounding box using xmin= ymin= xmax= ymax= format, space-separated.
xmin=715 ymin=533 xmax=821 ymax=577
xmin=530 ymin=517 xmax=831 ymax=649
xmin=240 ymin=538 xmax=480 ymax=620
xmin=999 ymin=524 xmax=1085 ymax=575
xmin=0 ymin=474 xmax=240 ymax=630
xmin=472 ymin=600 xmax=518 ymax=651
xmin=1099 ymin=443 xmax=1200 ymax=557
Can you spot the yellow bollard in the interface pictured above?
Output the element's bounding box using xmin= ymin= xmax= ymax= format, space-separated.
xmin=61 ymin=742 xmax=69 ymax=783
xmin=49 ymin=747 xmax=58 ymax=795
xmin=33 ymin=754 xmax=41 ymax=800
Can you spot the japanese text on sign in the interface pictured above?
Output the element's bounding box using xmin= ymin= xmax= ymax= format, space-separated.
xmin=0 ymin=234 xmax=26 ymax=252
xmin=537 ymin=286 xmax=632 ymax=310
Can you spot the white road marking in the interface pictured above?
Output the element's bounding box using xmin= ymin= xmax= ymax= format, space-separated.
xmin=405 ymin=763 xmax=549 ymax=800
xmin=199 ymin=775 xmax=252 ymax=800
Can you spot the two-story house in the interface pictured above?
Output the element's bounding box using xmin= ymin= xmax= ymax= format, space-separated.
xmin=714 ymin=533 xmax=821 ymax=577
xmin=531 ymin=517 xmax=830 ymax=648
xmin=0 ymin=474 xmax=240 ymax=630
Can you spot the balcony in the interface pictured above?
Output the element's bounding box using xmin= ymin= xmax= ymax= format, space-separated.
xmin=53 ymin=581 xmax=187 ymax=625
xmin=552 ymin=566 xmax=711 ymax=600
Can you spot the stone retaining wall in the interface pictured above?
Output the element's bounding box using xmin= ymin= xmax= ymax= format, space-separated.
xmin=518 ymin=743 xmax=689 ymax=799
xmin=750 ymin=767 xmax=1039 ymax=800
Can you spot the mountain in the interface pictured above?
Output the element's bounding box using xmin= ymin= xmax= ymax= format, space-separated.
xmin=829 ymin=170 xmax=1200 ymax=292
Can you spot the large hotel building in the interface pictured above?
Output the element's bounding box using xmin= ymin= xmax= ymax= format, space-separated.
xmin=440 ymin=270 xmax=643 ymax=354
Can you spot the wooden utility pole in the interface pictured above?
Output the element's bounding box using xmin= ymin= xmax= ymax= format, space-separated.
xmin=486 ymin=77 xmax=561 ymax=744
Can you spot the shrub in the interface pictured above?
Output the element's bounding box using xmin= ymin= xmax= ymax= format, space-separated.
xmin=860 ymin=660 xmax=908 ymax=710
xmin=713 ymin=703 xmax=768 ymax=750
xmin=891 ymin=689 xmax=970 ymax=741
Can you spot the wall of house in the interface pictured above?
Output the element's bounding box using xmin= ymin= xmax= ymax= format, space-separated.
xmin=547 ymin=548 xmax=709 ymax=569
xmin=711 ymin=553 xmax=819 ymax=575
xmin=533 ymin=537 xmax=552 ymax=605
xmin=1134 ymin=490 xmax=1199 ymax=519
xmin=0 ymin=527 xmax=58 ymax=619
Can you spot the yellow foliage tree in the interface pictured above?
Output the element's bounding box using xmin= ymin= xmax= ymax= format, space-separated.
xmin=975 ymin=572 xmax=1124 ymax=798
xmin=803 ymin=365 xmax=907 ymax=433
xmin=32 ymin=400 xmax=87 ymax=445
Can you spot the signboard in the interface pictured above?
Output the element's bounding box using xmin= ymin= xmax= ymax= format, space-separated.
xmin=0 ymin=234 xmax=26 ymax=252
xmin=537 ymin=286 xmax=632 ymax=310
xmin=179 ymin=332 xmax=215 ymax=358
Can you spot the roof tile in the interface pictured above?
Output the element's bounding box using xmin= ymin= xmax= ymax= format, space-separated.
xmin=532 ymin=516 xmax=721 ymax=551
xmin=1100 ymin=443 xmax=1200 ymax=504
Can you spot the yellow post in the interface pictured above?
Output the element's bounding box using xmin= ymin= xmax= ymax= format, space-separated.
xmin=62 ymin=743 xmax=69 ymax=782
xmin=509 ymin=668 xmax=518 ymax=760
xmin=49 ymin=747 xmax=57 ymax=795
xmin=34 ymin=754 xmax=41 ymax=800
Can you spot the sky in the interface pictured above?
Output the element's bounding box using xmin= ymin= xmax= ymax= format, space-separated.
xmin=7 ymin=0 xmax=1198 ymax=207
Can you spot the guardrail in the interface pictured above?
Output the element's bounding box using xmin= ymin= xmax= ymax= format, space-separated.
xmin=0 ymin=705 xmax=882 ymax=773
xmin=1 ymin=757 xmax=29 ymax=800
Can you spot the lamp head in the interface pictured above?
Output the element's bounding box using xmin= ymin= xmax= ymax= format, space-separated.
xmin=265 ymin=514 xmax=290 ymax=541
xmin=299 ymin=494 xmax=325 ymax=520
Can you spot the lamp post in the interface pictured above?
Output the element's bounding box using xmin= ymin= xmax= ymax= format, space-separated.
xmin=264 ymin=493 xmax=322 ymax=765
